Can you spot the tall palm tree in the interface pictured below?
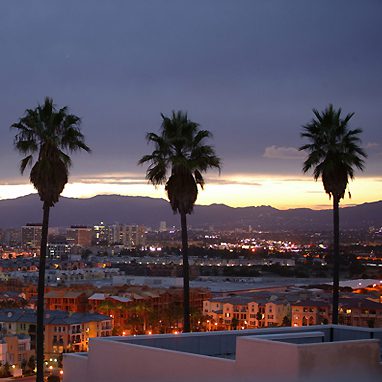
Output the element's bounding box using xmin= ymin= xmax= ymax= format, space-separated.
xmin=299 ymin=104 xmax=366 ymax=325
xmin=139 ymin=111 xmax=220 ymax=332
xmin=11 ymin=97 xmax=90 ymax=382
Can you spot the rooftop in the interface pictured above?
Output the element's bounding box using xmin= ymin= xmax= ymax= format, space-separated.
xmin=64 ymin=325 xmax=382 ymax=382
xmin=0 ymin=308 xmax=111 ymax=325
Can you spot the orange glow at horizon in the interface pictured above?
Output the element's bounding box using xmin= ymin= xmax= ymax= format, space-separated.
xmin=0 ymin=174 xmax=380 ymax=210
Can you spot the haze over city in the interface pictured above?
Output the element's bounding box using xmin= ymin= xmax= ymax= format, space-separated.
xmin=1 ymin=0 xmax=381 ymax=209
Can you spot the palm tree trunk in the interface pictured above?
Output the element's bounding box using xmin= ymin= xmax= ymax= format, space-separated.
xmin=36 ymin=202 xmax=50 ymax=382
xmin=180 ymin=212 xmax=190 ymax=332
xmin=332 ymin=195 xmax=340 ymax=325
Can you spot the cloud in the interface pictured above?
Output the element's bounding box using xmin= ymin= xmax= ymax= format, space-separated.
xmin=206 ymin=178 xmax=262 ymax=186
xmin=366 ymin=142 xmax=379 ymax=149
xmin=71 ymin=173 xmax=262 ymax=187
xmin=263 ymin=146 xmax=305 ymax=160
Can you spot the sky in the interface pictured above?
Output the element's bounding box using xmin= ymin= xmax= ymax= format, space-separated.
xmin=0 ymin=0 xmax=381 ymax=209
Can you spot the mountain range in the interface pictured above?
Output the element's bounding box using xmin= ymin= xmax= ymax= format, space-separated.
xmin=0 ymin=194 xmax=381 ymax=230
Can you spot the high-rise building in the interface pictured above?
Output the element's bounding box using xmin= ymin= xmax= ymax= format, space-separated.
xmin=110 ymin=224 xmax=146 ymax=249
xmin=0 ymin=228 xmax=21 ymax=246
xmin=21 ymin=223 xmax=42 ymax=248
xmin=67 ymin=225 xmax=92 ymax=247
xmin=159 ymin=221 xmax=167 ymax=232
xmin=93 ymin=222 xmax=112 ymax=245
xmin=47 ymin=243 xmax=72 ymax=259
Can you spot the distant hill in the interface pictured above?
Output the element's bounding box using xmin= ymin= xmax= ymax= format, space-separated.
xmin=0 ymin=194 xmax=381 ymax=230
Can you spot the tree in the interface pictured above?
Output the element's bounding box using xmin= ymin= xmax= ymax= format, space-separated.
xmin=299 ymin=104 xmax=366 ymax=324
xmin=12 ymin=97 xmax=90 ymax=382
xmin=231 ymin=317 xmax=239 ymax=330
xmin=21 ymin=359 xmax=27 ymax=374
xmin=282 ymin=315 xmax=291 ymax=327
xmin=139 ymin=111 xmax=220 ymax=331
xmin=124 ymin=302 xmax=153 ymax=334
xmin=27 ymin=355 xmax=35 ymax=373
xmin=3 ymin=362 xmax=11 ymax=377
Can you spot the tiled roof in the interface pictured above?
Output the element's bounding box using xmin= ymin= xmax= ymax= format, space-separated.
xmin=88 ymin=293 xmax=107 ymax=300
xmin=339 ymin=298 xmax=382 ymax=310
xmin=0 ymin=309 xmax=111 ymax=325
xmin=292 ymin=300 xmax=330 ymax=308
xmin=109 ymin=296 xmax=132 ymax=303
xmin=45 ymin=290 xmax=85 ymax=299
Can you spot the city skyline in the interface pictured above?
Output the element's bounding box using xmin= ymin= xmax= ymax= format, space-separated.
xmin=1 ymin=1 xmax=381 ymax=209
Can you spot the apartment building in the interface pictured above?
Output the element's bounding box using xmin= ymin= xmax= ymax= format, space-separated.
xmin=0 ymin=334 xmax=33 ymax=368
xmin=45 ymin=312 xmax=112 ymax=355
xmin=110 ymin=224 xmax=146 ymax=249
xmin=338 ymin=298 xmax=382 ymax=328
xmin=291 ymin=297 xmax=382 ymax=328
xmin=203 ymin=294 xmax=291 ymax=330
xmin=66 ymin=225 xmax=92 ymax=247
xmin=45 ymin=290 xmax=89 ymax=312
xmin=291 ymin=300 xmax=331 ymax=327
xmin=0 ymin=309 xmax=112 ymax=357
xmin=21 ymin=224 xmax=42 ymax=248
xmin=88 ymin=287 xmax=210 ymax=333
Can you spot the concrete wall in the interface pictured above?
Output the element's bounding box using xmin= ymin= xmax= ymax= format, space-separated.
xmin=63 ymin=353 xmax=88 ymax=382
xmin=78 ymin=339 xmax=235 ymax=382
xmin=63 ymin=326 xmax=382 ymax=382
xmin=298 ymin=339 xmax=381 ymax=380
xmin=235 ymin=336 xmax=381 ymax=382
xmin=235 ymin=337 xmax=300 ymax=380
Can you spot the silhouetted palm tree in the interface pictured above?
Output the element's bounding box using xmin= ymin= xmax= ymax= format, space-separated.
xmin=300 ymin=104 xmax=366 ymax=324
xmin=139 ymin=111 xmax=220 ymax=332
xmin=12 ymin=97 xmax=90 ymax=382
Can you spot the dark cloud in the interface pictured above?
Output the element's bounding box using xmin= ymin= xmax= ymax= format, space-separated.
xmin=0 ymin=0 xmax=381 ymax=181
xmin=263 ymin=146 xmax=305 ymax=160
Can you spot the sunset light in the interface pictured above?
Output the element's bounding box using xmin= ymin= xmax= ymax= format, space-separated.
xmin=1 ymin=173 xmax=380 ymax=210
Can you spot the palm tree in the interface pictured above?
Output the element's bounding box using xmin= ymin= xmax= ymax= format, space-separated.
xmin=299 ymin=104 xmax=366 ymax=325
xmin=124 ymin=302 xmax=153 ymax=333
xmin=11 ymin=97 xmax=90 ymax=382
xmin=139 ymin=111 xmax=220 ymax=332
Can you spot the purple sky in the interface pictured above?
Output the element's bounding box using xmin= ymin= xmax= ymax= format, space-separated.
xmin=0 ymin=0 xmax=381 ymax=207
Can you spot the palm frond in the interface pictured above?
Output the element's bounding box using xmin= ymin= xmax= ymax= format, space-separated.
xmin=140 ymin=111 xmax=220 ymax=214
xmin=20 ymin=155 xmax=33 ymax=174
xmin=11 ymin=97 xmax=90 ymax=205
xmin=300 ymin=105 xmax=366 ymax=199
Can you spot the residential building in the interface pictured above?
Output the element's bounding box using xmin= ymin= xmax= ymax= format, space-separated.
xmin=93 ymin=222 xmax=112 ymax=245
xmin=159 ymin=221 xmax=167 ymax=232
xmin=110 ymin=224 xmax=146 ymax=249
xmin=47 ymin=243 xmax=71 ymax=259
xmin=0 ymin=309 xmax=112 ymax=357
xmin=204 ymin=294 xmax=292 ymax=330
xmin=0 ymin=334 xmax=33 ymax=368
xmin=338 ymin=298 xmax=382 ymax=328
xmin=45 ymin=290 xmax=89 ymax=312
xmin=291 ymin=300 xmax=331 ymax=327
xmin=21 ymin=224 xmax=42 ymax=248
xmin=67 ymin=226 xmax=92 ymax=247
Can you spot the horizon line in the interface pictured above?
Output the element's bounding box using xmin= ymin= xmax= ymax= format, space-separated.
xmin=0 ymin=192 xmax=380 ymax=212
